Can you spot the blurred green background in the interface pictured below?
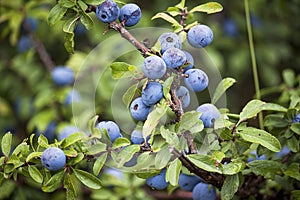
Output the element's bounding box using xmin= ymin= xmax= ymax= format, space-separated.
xmin=0 ymin=0 xmax=299 ymax=199
xmin=0 ymin=0 xmax=299 ymax=161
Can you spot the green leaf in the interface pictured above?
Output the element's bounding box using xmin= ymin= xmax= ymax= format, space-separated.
xmin=38 ymin=134 xmax=49 ymax=148
xmin=221 ymin=174 xmax=239 ymax=200
xmin=155 ymin=145 xmax=172 ymax=169
xmin=110 ymin=62 xmax=136 ymax=79
xmin=291 ymin=123 xmax=300 ymax=135
xmin=112 ymin=145 xmax=140 ymax=168
xmin=238 ymin=127 xmax=281 ymax=152
xmin=26 ymin=152 xmax=43 ymax=163
xmin=28 ymin=166 xmax=43 ymax=183
xmin=189 ymin=2 xmax=223 ymax=14
xmin=1 ymin=132 xmax=12 ymax=157
xmin=63 ymin=16 xmax=78 ymax=33
xmin=160 ymin=127 xmax=179 ymax=147
xmin=64 ymin=174 xmax=77 ymax=200
xmin=167 ymin=7 xmax=181 ymax=17
xmin=68 ymin=152 xmax=84 ymax=165
xmin=112 ymin=137 xmax=131 ymax=149
xmin=238 ymin=100 xmax=265 ymax=123
xmin=85 ymin=143 xmax=107 ymax=155
xmin=122 ymin=82 xmax=138 ymax=108
xmin=12 ymin=142 xmax=29 ymax=156
xmin=166 ymin=158 xmax=181 ymax=186
xmin=283 ymin=69 xmax=295 ymax=87
xmin=62 ymin=132 xmax=87 ymax=148
xmin=248 ymin=160 xmax=283 ymax=179
xmin=151 ymin=12 xmax=181 ymax=28
xmin=93 ymin=152 xmax=108 ymax=176
xmin=48 ymin=4 xmax=68 ymax=26
xmin=264 ymin=114 xmax=288 ymax=128
xmin=222 ymin=160 xmax=245 ymax=175
xmin=82 ymin=0 xmax=105 ymax=5
xmin=143 ymin=100 xmax=168 ymax=139
xmin=291 ymin=190 xmax=300 ymax=200
xmin=238 ymin=100 xmax=287 ymax=124
xmin=64 ymin=31 xmax=75 ymax=54
xmin=58 ymin=0 xmax=76 ymax=8
xmin=73 ymin=169 xmax=102 ymax=189
xmin=175 ymin=0 xmax=186 ymax=9
xmin=287 ymin=136 xmax=299 ymax=152
xmin=42 ymin=170 xmax=65 ymax=192
xmin=284 ymin=163 xmax=300 ymax=181
xmin=187 ymin=154 xmax=221 ymax=173
xmin=163 ymin=76 xmax=174 ymax=98
xmin=178 ymin=111 xmax=203 ymax=134
xmin=211 ymin=77 xmax=236 ymax=104
xmin=79 ymin=11 xmax=94 ymax=30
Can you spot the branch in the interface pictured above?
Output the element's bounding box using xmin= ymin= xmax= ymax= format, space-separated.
xmin=108 ymin=22 xmax=150 ymax=57
xmin=170 ymin=147 xmax=225 ymax=189
xmin=29 ymin=33 xmax=55 ymax=71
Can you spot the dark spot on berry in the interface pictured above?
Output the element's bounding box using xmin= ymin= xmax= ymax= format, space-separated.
xmin=166 ymin=37 xmax=174 ymax=43
xmin=101 ymin=14 xmax=107 ymax=19
xmin=132 ymin=10 xmax=140 ymax=17
xmin=134 ymin=104 xmax=139 ymax=110
xmin=46 ymin=164 xmax=50 ymax=167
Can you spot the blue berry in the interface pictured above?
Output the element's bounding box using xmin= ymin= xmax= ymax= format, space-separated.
xmin=142 ymin=55 xmax=166 ymax=80
xmin=223 ymin=18 xmax=238 ymax=37
xmin=105 ymin=168 xmax=124 ymax=179
xmin=65 ymin=89 xmax=81 ymax=106
xmin=51 ymin=66 xmax=75 ymax=86
xmin=176 ymin=86 xmax=190 ymax=108
xmin=22 ymin=17 xmax=38 ymax=32
xmin=247 ymin=150 xmax=266 ymax=162
xmin=275 ymin=146 xmax=290 ymax=159
xmin=158 ymin=32 xmax=182 ymax=53
xmin=146 ymin=169 xmax=169 ymax=190
xmin=58 ymin=126 xmax=80 ymax=141
xmin=42 ymin=122 xmax=57 ymax=142
xmin=142 ymin=82 xmax=163 ymax=106
xmin=41 ymin=147 xmax=66 ymax=171
xmin=96 ymin=0 xmax=120 ymax=23
xmin=130 ymin=129 xmax=150 ymax=145
xmin=17 ymin=36 xmax=32 ymax=53
xmin=196 ymin=103 xmax=220 ymax=128
xmin=292 ymin=114 xmax=300 ymax=123
xmin=96 ymin=121 xmax=123 ymax=142
xmin=178 ymin=173 xmax=202 ymax=192
xmin=187 ymin=24 xmax=213 ymax=48
xmin=182 ymin=50 xmax=194 ymax=72
xmin=192 ymin=182 xmax=216 ymax=200
xmin=119 ymin=3 xmax=142 ymax=27
xmin=130 ymin=97 xmax=151 ymax=121
xmin=184 ymin=69 xmax=209 ymax=92
xmin=162 ymin=47 xmax=186 ymax=69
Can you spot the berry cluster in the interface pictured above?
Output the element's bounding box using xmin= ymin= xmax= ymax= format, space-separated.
xmin=129 ymin=29 xmax=219 ymax=129
xmin=146 ymin=170 xmax=216 ymax=200
xmin=96 ymin=0 xmax=142 ymax=27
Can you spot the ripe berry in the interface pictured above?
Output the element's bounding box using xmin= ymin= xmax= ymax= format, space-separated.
xmin=184 ymin=69 xmax=208 ymax=92
xmin=142 ymin=82 xmax=163 ymax=106
xmin=178 ymin=173 xmax=202 ymax=192
xmin=58 ymin=126 xmax=80 ymax=141
xmin=158 ymin=32 xmax=182 ymax=53
xmin=196 ymin=103 xmax=220 ymax=128
xmin=176 ymin=86 xmax=190 ymax=108
xmin=51 ymin=66 xmax=75 ymax=86
xmin=41 ymin=147 xmax=66 ymax=171
xmin=130 ymin=97 xmax=151 ymax=121
xmin=187 ymin=24 xmax=213 ymax=48
xmin=96 ymin=0 xmax=120 ymax=23
xmin=119 ymin=3 xmax=142 ymax=27
xmin=96 ymin=121 xmax=123 ymax=142
xmin=142 ymin=55 xmax=166 ymax=80
xmin=162 ymin=47 xmax=186 ymax=69
xmin=192 ymin=182 xmax=216 ymax=200
xmin=146 ymin=169 xmax=169 ymax=190
xmin=182 ymin=50 xmax=194 ymax=72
